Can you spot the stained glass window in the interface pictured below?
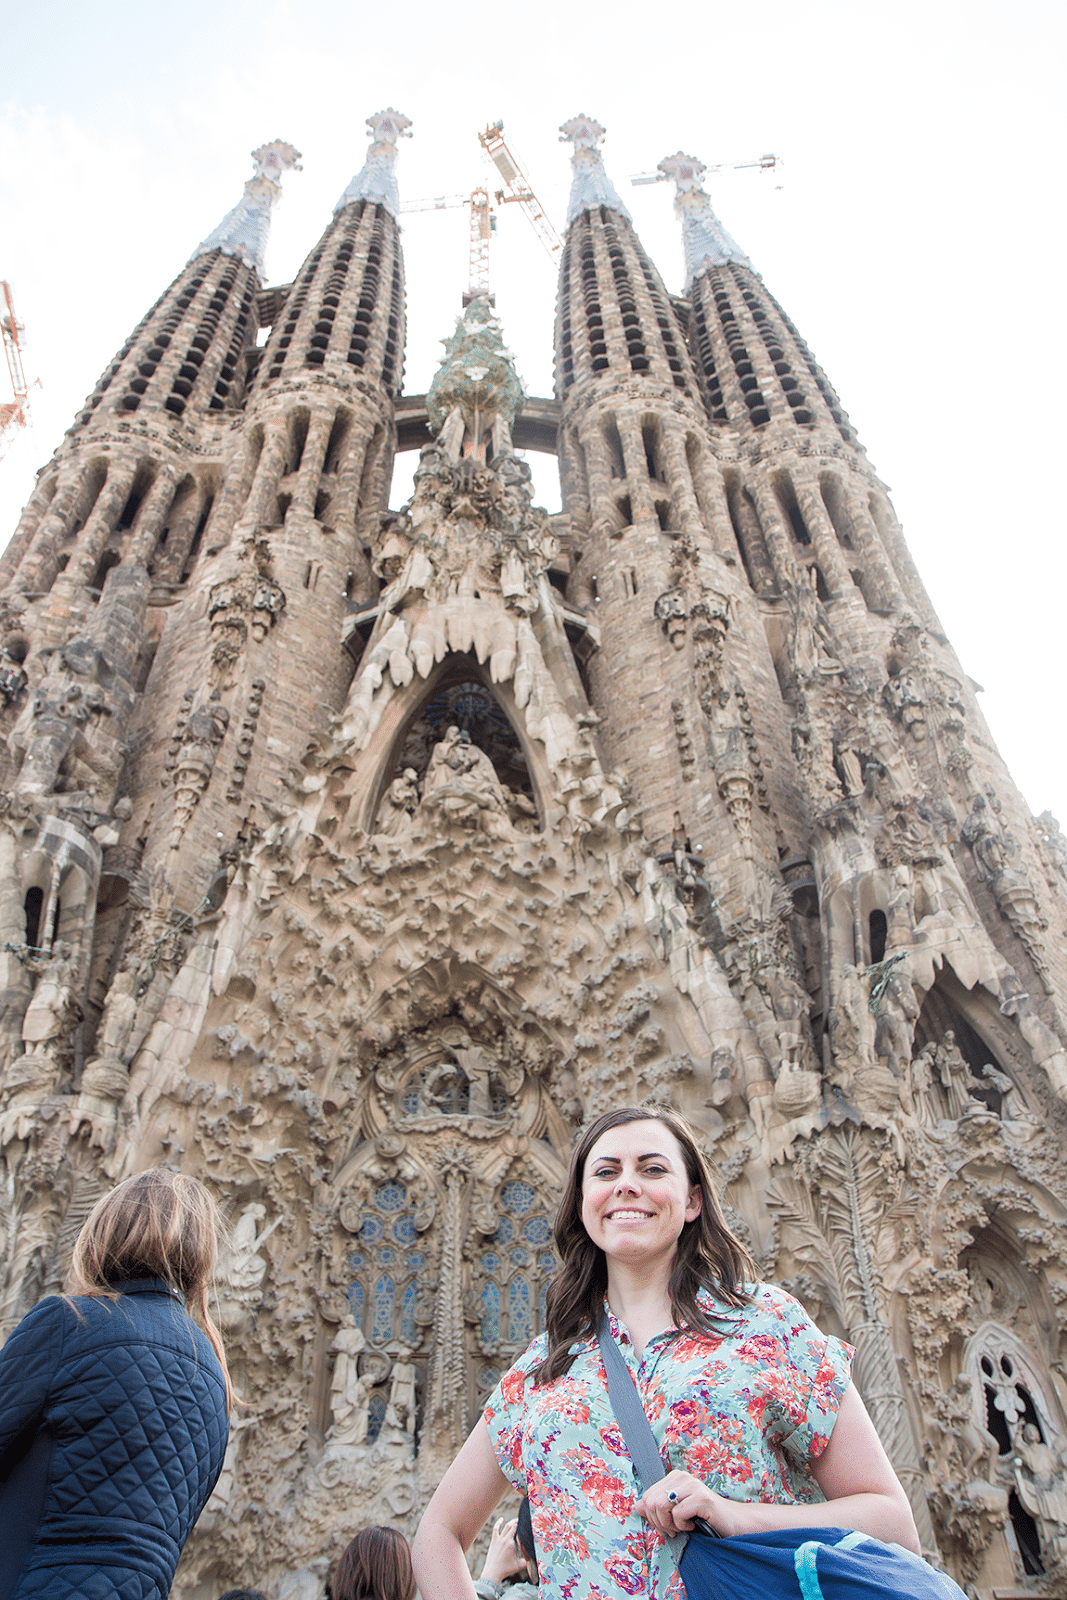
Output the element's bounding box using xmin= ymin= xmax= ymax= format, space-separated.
xmin=476 ymin=1179 xmax=555 ymax=1356
xmin=349 ymin=1181 xmax=424 ymax=1347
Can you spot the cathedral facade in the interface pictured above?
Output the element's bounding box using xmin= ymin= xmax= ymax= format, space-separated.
xmin=1 ymin=109 xmax=1066 ymax=1599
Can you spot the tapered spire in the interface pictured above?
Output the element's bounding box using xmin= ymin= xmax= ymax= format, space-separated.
xmin=333 ymin=108 xmax=412 ymax=219
xmin=190 ymin=140 xmax=302 ymax=275
xmin=657 ymin=152 xmax=751 ymax=288
xmin=559 ymin=115 xmax=631 ymax=229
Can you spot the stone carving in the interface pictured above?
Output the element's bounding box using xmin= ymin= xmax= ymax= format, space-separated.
xmin=375 ymin=767 xmax=420 ymax=836
xmin=962 ymin=793 xmax=1052 ymax=992
xmin=654 ymin=587 xmax=687 ymax=648
xmin=169 ymin=696 xmax=229 ymax=849
xmin=226 ymin=677 xmax=265 ymax=803
xmin=217 ymin=1202 xmax=278 ymax=1331
xmin=1013 ymin=1424 xmax=1067 ymax=1538
xmin=326 ymin=1316 xmax=374 ymax=1447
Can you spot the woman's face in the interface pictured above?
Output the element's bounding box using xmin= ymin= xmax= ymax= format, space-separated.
xmin=580 ymin=1118 xmax=701 ymax=1268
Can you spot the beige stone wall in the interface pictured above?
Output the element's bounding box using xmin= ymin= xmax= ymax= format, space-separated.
xmin=0 ymin=170 xmax=1064 ymax=1600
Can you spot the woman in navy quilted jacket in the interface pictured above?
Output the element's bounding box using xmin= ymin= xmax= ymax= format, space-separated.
xmin=0 ymin=1169 xmax=232 ymax=1600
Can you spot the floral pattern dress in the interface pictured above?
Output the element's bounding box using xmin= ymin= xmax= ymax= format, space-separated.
xmin=483 ymin=1283 xmax=854 ymax=1600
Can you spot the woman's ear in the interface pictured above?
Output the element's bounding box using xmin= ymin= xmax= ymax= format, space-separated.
xmin=685 ymin=1187 xmax=702 ymax=1223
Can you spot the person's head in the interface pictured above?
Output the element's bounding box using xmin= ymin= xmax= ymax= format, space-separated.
xmin=67 ymin=1168 xmax=233 ymax=1408
xmin=332 ymin=1526 xmax=415 ymax=1600
xmin=536 ymin=1105 xmax=757 ymax=1382
xmin=515 ymin=1496 xmax=538 ymax=1582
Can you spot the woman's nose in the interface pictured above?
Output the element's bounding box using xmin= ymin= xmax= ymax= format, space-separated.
xmin=614 ymin=1171 xmax=639 ymax=1193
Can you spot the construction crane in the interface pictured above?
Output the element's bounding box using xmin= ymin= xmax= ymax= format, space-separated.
xmin=477 ymin=121 xmax=563 ymax=265
xmin=630 ymin=152 xmax=782 ymax=187
xmin=0 ymin=281 xmax=35 ymax=464
xmin=630 ymin=152 xmax=780 ymax=188
xmin=401 ymin=123 xmax=561 ymax=305
xmin=400 ymin=187 xmax=496 ymax=304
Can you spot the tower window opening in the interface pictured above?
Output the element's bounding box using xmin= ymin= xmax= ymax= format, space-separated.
xmin=621 ymin=568 xmax=637 ymax=599
xmin=812 ymin=565 xmax=830 ymax=602
xmin=616 ymin=495 xmax=632 ymax=529
xmin=641 ymin=420 xmax=661 ymax=482
xmin=90 ymin=549 xmax=121 ymax=594
xmin=289 ymin=410 xmax=310 ymax=475
xmin=773 ymin=474 xmax=811 ymax=545
xmin=869 ymin=910 xmax=887 ymax=964
xmin=23 ymin=888 xmax=43 ymax=950
xmin=655 ymin=500 xmax=671 ymax=532
xmin=603 ymin=418 xmax=625 ymax=480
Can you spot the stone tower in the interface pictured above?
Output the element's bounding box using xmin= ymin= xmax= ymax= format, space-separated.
xmin=1 ymin=109 xmax=1066 ymax=1600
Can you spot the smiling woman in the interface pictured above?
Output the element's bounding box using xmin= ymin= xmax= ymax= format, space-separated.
xmin=412 ymin=1104 xmax=922 ymax=1600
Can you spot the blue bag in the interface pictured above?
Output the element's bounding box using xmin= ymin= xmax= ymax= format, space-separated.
xmin=596 ymin=1316 xmax=967 ymax=1600
xmin=679 ymin=1525 xmax=967 ymax=1599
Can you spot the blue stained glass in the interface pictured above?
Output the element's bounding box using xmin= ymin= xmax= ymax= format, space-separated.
xmin=401 ymin=1281 xmax=419 ymax=1345
xmin=539 ymin=1251 xmax=556 ymax=1273
xmin=482 ymin=1282 xmax=500 ymax=1342
xmin=408 ymin=1251 xmax=424 ymax=1271
xmin=481 ymin=1252 xmax=499 ymax=1271
xmin=377 ymin=1245 xmax=397 ymax=1265
xmin=494 ymin=1218 xmax=514 ymax=1244
xmin=393 ymin=1214 xmax=416 ymax=1244
xmin=376 ymin=1182 xmax=405 ymax=1212
xmin=360 ymin=1215 xmax=382 ymax=1242
xmin=510 ymin=1247 xmax=529 ymax=1267
xmin=523 ymin=1216 xmax=552 ymax=1246
xmin=367 ymin=1392 xmax=386 ymax=1443
xmin=373 ymin=1275 xmax=394 ymax=1343
xmin=508 ymin=1278 xmax=531 ymax=1343
xmin=401 ymin=1080 xmax=420 ymax=1114
xmin=539 ymin=1282 xmax=548 ymax=1330
xmin=347 ymin=1251 xmax=366 ymax=1273
xmin=480 ymin=1366 xmax=501 ymax=1390
xmin=501 ymin=1182 xmax=535 ymax=1215
xmin=348 ymin=1282 xmax=364 ymax=1323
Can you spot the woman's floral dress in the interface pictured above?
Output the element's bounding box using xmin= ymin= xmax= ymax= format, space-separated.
xmin=484 ymin=1284 xmax=854 ymax=1600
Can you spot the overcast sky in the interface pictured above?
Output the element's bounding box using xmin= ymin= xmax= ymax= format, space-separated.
xmin=2 ymin=0 xmax=1064 ymax=823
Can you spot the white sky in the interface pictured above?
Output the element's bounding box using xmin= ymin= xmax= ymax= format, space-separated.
xmin=2 ymin=0 xmax=1064 ymax=822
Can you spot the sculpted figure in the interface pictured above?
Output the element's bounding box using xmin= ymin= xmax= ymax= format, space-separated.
xmin=327 ymin=1317 xmax=373 ymax=1447
xmin=1013 ymin=1423 xmax=1067 ymax=1530
xmin=376 ymin=767 xmax=420 ymax=836
xmin=21 ymin=941 xmax=81 ymax=1069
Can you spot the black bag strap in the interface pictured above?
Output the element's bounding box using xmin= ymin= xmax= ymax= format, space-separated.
xmin=596 ymin=1311 xmax=689 ymax=1568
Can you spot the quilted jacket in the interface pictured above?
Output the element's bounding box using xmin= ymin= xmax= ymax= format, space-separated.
xmin=0 ymin=1278 xmax=229 ymax=1600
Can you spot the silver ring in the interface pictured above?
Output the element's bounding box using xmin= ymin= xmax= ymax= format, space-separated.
xmin=667 ymin=1490 xmax=678 ymax=1503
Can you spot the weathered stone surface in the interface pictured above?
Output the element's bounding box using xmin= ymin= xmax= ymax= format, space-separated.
xmin=0 ymin=115 xmax=1064 ymax=1600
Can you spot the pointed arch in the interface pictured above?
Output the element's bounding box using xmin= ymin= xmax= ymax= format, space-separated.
xmin=339 ymin=651 xmax=551 ymax=838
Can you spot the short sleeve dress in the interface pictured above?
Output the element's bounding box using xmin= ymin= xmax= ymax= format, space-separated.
xmin=483 ymin=1284 xmax=854 ymax=1600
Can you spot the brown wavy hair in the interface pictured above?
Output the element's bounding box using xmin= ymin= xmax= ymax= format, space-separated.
xmin=533 ymin=1104 xmax=757 ymax=1384
xmin=331 ymin=1526 xmax=415 ymax=1600
xmin=66 ymin=1168 xmax=233 ymax=1410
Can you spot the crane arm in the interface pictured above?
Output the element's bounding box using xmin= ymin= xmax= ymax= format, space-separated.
xmin=478 ymin=122 xmax=562 ymax=262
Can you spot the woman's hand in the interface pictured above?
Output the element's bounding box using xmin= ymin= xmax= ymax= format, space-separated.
xmin=635 ymin=1470 xmax=745 ymax=1538
xmin=479 ymin=1516 xmax=527 ymax=1584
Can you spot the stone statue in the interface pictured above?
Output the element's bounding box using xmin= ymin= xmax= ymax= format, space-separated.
xmin=418 ymin=725 xmax=512 ymax=837
xmin=1013 ymin=1423 xmax=1067 ymax=1530
xmin=376 ymin=767 xmax=420 ymax=836
xmin=327 ymin=1317 xmax=373 ymax=1447
xmin=217 ymin=1202 xmax=278 ymax=1331
xmin=21 ymin=941 xmax=81 ymax=1068
xmin=937 ymin=1031 xmax=977 ymax=1121
xmin=446 ymin=1032 xmax=495 ymax=1118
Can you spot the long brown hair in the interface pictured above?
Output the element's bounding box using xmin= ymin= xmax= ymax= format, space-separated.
xmin=331 ymin=1526 xmax=415 ymax=1600
xmin=67 ymin=1168 xmax=233 ymax=1409
xmin=534 ymin=1104 xmax=757 ymax=1384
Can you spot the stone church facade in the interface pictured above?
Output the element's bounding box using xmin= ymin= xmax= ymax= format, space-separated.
xmin=1 ymin=108 xmax=1066 ymax=1598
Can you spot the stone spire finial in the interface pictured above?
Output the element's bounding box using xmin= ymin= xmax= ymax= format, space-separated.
xmin=190 ymin=140 xmax=303 ymax=275
xmin=657 ymin=152 xmax=751 ymax=289
xmin=426 ymin=295 xmax=525 ymax=441
xmin=333 ymin=108 xmax=413 ymax=220
xmin=559 ymin=114 xmax=632 ymax=229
